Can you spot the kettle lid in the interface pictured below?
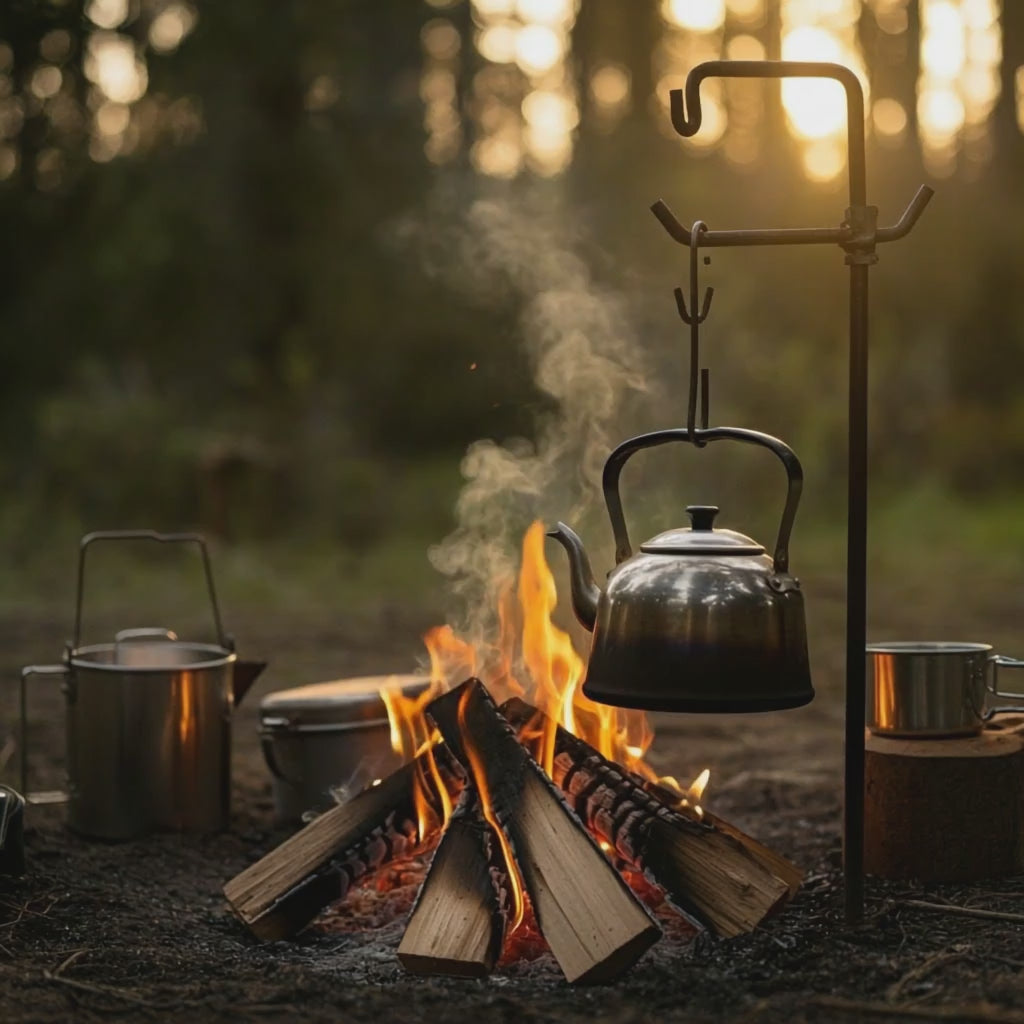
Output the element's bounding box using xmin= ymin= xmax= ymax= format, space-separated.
xmin=640 ymin=505 xmax=766 ymax=556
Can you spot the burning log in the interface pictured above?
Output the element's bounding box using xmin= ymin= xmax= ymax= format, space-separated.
xmin=427 ymin=680 xmax=661 ymax=985
xmin=397 ymin=782 xmax=509 ymax=977
xmin=640 ymin=778 xmax=803 ymax=899
xmin=501 ymin=698 xmax=797 ymax=938
xmin=224 ymin=745 xmax=463 ymax=940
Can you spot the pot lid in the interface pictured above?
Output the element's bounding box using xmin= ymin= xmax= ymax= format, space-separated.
xmin=259 ymin=674 xmax=431 ymax=730
xmin=640 ymin=505 xmax=766 ymax=556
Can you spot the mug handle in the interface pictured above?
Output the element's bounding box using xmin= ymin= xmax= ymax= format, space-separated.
xmin=985 ymin=654 xmax=1024 ymax=712
xmin=20 ymin=664 xmax=71 ymax=805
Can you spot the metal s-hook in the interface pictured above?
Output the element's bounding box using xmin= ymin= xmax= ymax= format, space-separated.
xmin=673 ymin=220 xmax=713 ymax=443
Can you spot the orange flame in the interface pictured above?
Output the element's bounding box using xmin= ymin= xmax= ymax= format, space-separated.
xmin=657 ymin=767 xmax=711 ymax=819
xmin=380 ymin=519 xmax=711 ymax=900
xmin=456 ymin=686 xmax=526 ymax=933
xmin=380 ymin=682 xmax=453 ymax=838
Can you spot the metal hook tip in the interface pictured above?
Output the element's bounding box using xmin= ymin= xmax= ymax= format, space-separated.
xmin=699 ymin=286 xmax=714 ymax=322
xmin=674 ymin=286 xmax=692 ymax=323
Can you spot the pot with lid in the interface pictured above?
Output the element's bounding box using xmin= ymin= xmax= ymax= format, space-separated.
xmin=259 ymin=674 xmax=430 ymax=822
xmin=20 ymin=531 xmax=265 ymax=840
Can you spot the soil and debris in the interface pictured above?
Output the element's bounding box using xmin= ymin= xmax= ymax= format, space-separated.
xmin=2 ymin=606 xmax=1024 ymax=1023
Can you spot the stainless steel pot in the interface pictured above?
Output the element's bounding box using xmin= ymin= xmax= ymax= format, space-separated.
xmin=20 ymin=531 xmax=265 ymax=840
xmin=259 ymin=674 xmax=429 ymax=822
xmin=866 ymin=642 xmax=1024 ymax=738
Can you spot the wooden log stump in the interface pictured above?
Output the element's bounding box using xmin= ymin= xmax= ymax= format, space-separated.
xmin=864 ymin=717 xmax=1024 ymax=882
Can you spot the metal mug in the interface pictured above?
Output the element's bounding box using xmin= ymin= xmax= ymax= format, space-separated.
xmin=20 ymin=531 xmax=265 ymax=840
xmin=866 ymin=642 xmax=1024 ymax=738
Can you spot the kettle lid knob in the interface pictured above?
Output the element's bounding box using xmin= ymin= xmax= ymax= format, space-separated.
xmin=686 ymin=505 xmax=720 ymax=532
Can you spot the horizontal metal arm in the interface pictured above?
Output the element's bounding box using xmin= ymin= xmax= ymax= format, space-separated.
xmin=875 ymin=185 xmax=935 ymax=242
xmin=650 ymin=185 xmax=933 ymax=249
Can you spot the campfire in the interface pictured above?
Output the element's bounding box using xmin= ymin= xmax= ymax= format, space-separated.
xmin=224 ymin=523 xmax=802 ymax=984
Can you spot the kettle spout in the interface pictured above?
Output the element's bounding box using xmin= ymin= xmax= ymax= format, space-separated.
xmin=546 ymin=522 xmax=601 ymax=632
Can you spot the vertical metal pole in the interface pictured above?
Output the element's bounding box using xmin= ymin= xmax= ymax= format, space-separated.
xmin=663 ymin=61 xmax=931 ymax=926
xmin=844 ymin=259 xmax=869 ymax=924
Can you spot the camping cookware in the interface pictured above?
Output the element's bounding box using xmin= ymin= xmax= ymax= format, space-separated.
xmin=866 ymin=642 xmax=1024 ymax=738
xmin=259 ymin=674 xmax=430 ymax=822
xmin=20 ymin=531 xmax=265 ymax=840
xmin=549 ymin=426 xmax=813 ymax=713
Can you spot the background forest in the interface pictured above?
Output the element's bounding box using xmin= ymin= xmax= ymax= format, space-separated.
xmin=1 ymin=0 xmax=1023 ymax=635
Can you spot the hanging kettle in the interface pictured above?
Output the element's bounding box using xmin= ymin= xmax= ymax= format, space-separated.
xmin=548 ymin=426 xmax=813 ymax=713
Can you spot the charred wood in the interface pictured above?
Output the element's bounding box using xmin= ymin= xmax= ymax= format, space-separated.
xmin=398 ymin=782 xmax=509 ymax=978
xmin=501 ymin=698 xmax=795 ymax=938
xmin=640 ymin=778 xmax=803 ymax=898
xmin=224 ymin=745 xmax=463 ymax=940
xmin=428 ymin=680 xmax=661 ymax=985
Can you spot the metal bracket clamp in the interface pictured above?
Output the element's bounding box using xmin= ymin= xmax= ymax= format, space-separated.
xmin=842 ymin=205 xmax=880 ymax=267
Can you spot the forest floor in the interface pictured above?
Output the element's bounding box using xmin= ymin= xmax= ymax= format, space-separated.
xmin=1 ymin=572 xmax=1024 ymax=1024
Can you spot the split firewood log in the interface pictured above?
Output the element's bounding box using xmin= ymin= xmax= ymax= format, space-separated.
xmin=224 ymin=744 xmax=464 ymax=940
xmin=397 ymin=782 xmax=509 ymax=977
xmin=501 ymin=698 xmax=798 ymax=937
xmin=428 ymin=680 xmax=661 ymax=985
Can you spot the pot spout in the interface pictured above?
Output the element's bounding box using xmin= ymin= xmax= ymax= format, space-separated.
xmin=547 ymin=523 xmax=601 ymax=632
xmin=232 ymin=660 xmax=267 ymax=706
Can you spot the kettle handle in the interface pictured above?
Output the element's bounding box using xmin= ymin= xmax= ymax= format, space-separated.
xmin=603 ymin=426 xmax=803 ymax=572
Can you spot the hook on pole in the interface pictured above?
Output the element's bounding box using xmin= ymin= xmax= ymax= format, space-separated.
xmin=673 ymin=220 xmax=712 ymax=442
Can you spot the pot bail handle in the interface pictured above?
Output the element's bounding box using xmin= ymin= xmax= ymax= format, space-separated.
xmin=602 ymin=425 xmax=803 ymax=573
xmin=74 ymin=531 xmax=229 ymax=652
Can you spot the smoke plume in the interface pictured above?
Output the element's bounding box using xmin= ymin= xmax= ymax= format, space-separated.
xmin=397 ymin=192 xmax=648 ymax=639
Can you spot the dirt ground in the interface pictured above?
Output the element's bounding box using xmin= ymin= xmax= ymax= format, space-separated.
xmin=2 ymin=596 xmax=1024 ymax=1024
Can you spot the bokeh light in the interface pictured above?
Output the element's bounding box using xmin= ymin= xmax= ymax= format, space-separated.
xmin=727 ymin=0 xmax=766 ymax=27
xmin=872 ymin=96 xmax=908 ymax=139
xmin=781 ymin=27 xmax=860 ymax=140
xmin=86 ymin=0 xmax=129 ymax=31
xmin=590 ymin=64 xmax=630 ymax=109
xmin=422 ymin=19 xmax=461 ymax=62
xmin=86 ymin=33 xmax=148 ymax=105
xmin=803 ymin=139 xmax=845 ymax=182
xmin=149 ymin=4 xmax=198 ymax=55
xmin=515 ymin=24 xmax=563 ymax=76
xmin=662 ymin=0 xmax=727 ymax=33
xmin=30 ymin=66 xmax=63 ymax=101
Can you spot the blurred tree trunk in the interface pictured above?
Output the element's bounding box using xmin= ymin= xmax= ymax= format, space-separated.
xmin=996 ymin=0 xmax=1024 ymax=166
